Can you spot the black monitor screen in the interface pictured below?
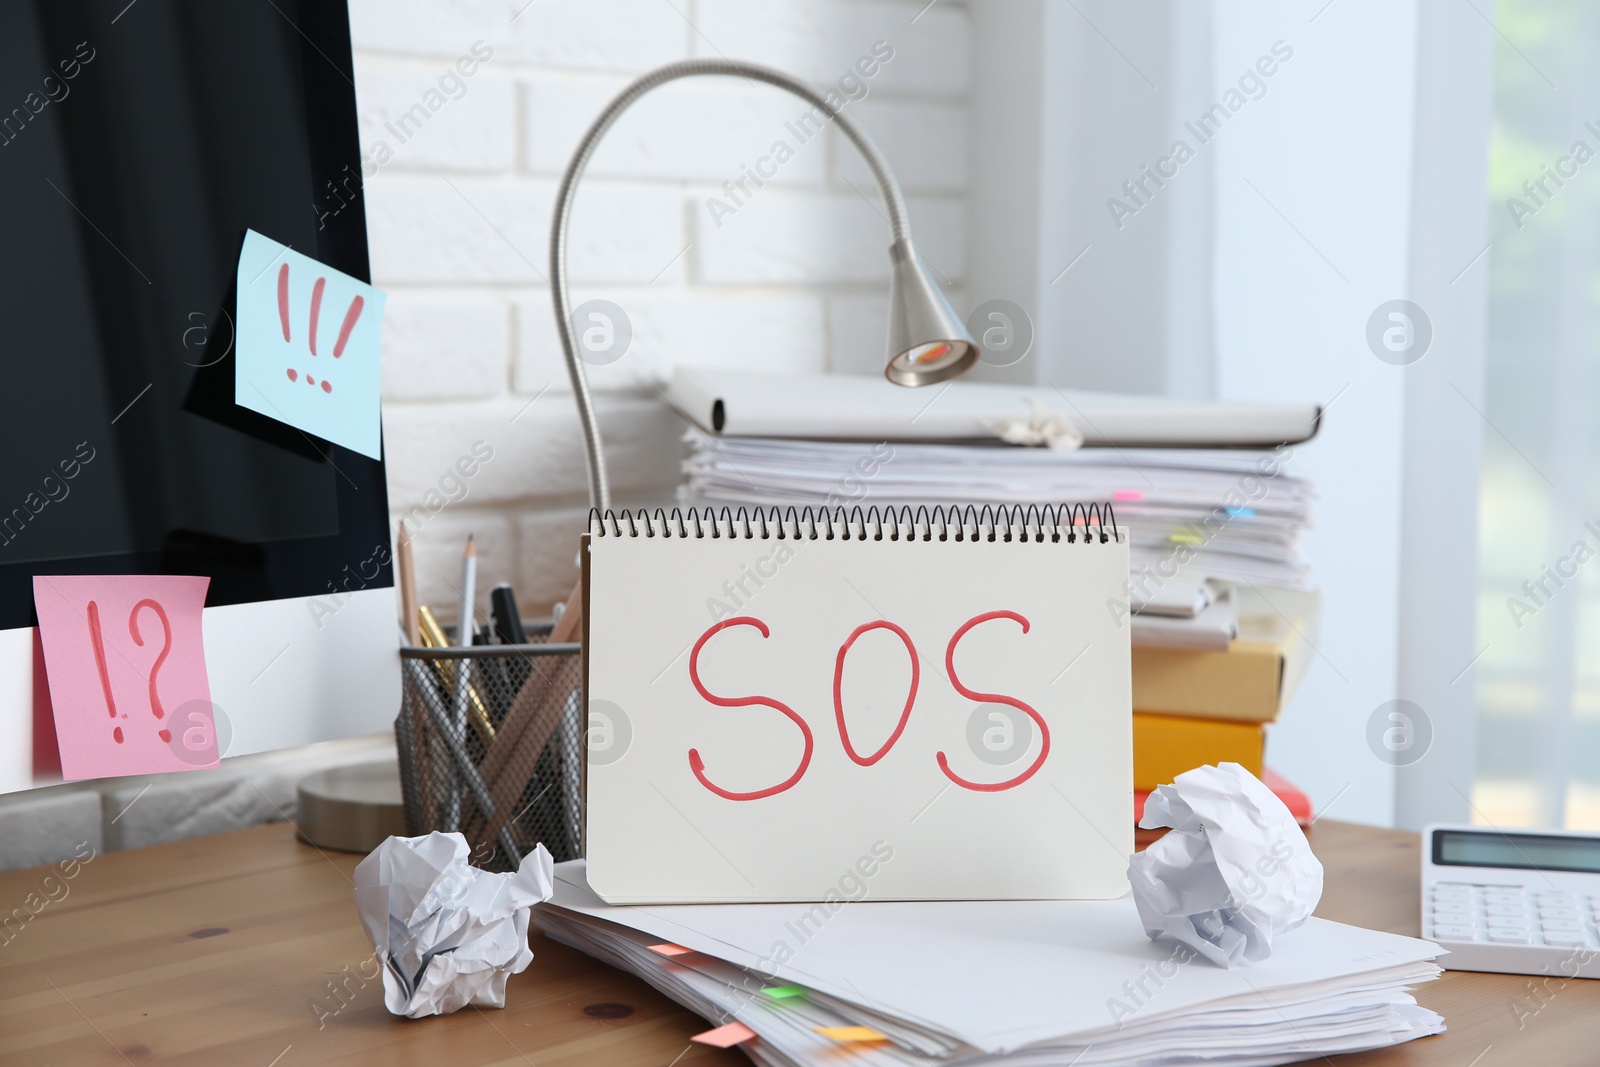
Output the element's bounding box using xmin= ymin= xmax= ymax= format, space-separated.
xmin=0 ymin=0 xmax=389 ymax=628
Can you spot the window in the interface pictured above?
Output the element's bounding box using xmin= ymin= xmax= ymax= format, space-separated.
xmin=1474 ymin=0 xmax=1600 ymax=828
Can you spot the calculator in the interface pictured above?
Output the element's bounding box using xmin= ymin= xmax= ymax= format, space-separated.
xmin=1422 ymin=823 xmax=1600 ymax=977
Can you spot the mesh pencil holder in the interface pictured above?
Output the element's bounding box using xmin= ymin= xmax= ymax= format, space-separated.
xmin=394 ymin=623 xmax=582 ymax=872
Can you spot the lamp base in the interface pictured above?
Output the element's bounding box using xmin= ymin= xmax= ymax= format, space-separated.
xmin=296 ymin=760 xmax=406 ymax=853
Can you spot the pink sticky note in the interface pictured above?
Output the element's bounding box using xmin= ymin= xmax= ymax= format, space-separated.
xmin=33 ymin=575 xmax=216 ymax=781
xmin=691 ymin=1022 xmax=756 ymax=1048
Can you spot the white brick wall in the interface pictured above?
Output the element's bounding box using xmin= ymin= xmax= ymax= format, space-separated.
xmin=353 ymin=0 xmax=970 ymax=625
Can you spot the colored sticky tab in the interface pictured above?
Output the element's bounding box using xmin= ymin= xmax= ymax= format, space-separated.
xmin=234 ymin=228 xmax=386 ymax=460
xmin=1226 ymin=506 xmax=1255 ymax=518
xmin=1113 ymin=489 xmax=1142 ymax=501
xmin=648 ymin=943 xmax=693 ymax=957
xmin=763 ymin=984 xmax=807 ymax=1000
xmin=1168 ymin=533 xmax=1202 ymax=544
xmin=33 ymin=575 xmax=216 ymax=781
xmin=814 ymin=1026 xmax=888 ymax=1043
xmin=691 ymin=1021 xmax=756 ymax=1048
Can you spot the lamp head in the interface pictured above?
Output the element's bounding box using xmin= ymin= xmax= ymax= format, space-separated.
xmin=884 ymin=237 xmax=978 ymax=387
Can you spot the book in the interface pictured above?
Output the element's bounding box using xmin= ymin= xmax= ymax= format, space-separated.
xmin=584 ymin=505 xmax=1132 ymax=903
xmin=1133 ymin=712 xmax=1264 ymax=791
xmin=1132 ymin=588 xmax=1317 ymax=722
xmin=668 ymin=366 xmax=1324 ymax=447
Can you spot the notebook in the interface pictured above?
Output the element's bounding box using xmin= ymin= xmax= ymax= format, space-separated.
xmin=582 ymin=505 xmax=1132 ymax=904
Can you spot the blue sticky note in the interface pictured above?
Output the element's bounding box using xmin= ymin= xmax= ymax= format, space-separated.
xmin=234 ymin=229 xmax=385 ymax=460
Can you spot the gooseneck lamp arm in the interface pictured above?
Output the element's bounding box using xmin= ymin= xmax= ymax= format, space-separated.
xmin=550 ymin=59 xmax=976 ymax=513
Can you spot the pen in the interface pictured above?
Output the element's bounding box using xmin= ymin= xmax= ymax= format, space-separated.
xmin=490 ymin=583 xmax=531 ymax=693
xmin=418 ymin=604 xmax=495 ymax=746
xmin=490 ymin=583 xmax=526 ymax=644
xmin=474 ymin=620 xmax=511 ymax=717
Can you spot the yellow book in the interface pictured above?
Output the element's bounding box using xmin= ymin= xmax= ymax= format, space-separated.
xmin=1133 ymin=712 xmax=1265 ymax=792
xmin=1132 ymin=589 xmax=1317 ymax=724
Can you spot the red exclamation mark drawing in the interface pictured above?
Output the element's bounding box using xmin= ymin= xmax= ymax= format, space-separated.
xmin=332 ymin=295 xmax=364 ymax=362
xmin=281 ymin=263 xmax=299 ymax=383
xmin=87 ymin=601 xmax=122 ymax=744
xmin=309 ymin=277 xmax=325 ymax=355
xmin=305 ymin=276 xmax=326 ymax=390
xmin=282 ymin=268 xmax=361 ymax=394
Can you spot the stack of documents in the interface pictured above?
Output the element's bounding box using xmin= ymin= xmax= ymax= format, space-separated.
xmin=679 ymin=432 xmax=1315 ymax=593
xmin=537 ymin=862 xmax=1444 ymax=1067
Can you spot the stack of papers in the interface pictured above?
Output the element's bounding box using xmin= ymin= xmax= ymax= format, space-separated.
xmin=679 ymin=433 xmax=1315 ymax=591
xmin=536 ymin=862 xmax=1444 ymax=1067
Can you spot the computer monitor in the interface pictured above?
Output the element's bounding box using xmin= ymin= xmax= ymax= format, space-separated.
xmin=0 ymin=0 xmax=397 ymax=792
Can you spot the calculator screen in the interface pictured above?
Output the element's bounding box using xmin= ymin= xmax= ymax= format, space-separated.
xmin=1434 ymin=830 xmax=1600 ymax=873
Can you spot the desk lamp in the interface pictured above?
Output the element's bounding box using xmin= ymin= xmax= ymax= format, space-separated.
xmin=549 ymin=59 xmax=976 ymax=511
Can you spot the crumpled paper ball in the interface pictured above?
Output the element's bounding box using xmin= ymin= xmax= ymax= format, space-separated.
xmin=1127 ymin=762 xmax=1324 ymax=968
xmin=353 ymin=832 xmax=554 ymax=1017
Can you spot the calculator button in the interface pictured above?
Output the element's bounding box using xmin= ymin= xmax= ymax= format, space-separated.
xmin=1433 ymin=887 xmax=1474 ymax=902
xmin=1542 ymin=931 xmax=1586 ymax=946
xmin=1541 ymin=918 xmax=1585 ymax=932
xmin=1486 ymin=905 xmax=1529 ymax=917
xmin=1431 ymin=900 xmax=1473 ymax=914
xmin=1430 ymin=924 xmax=1478 ymax=941
xmin=1488 ymin=929 xmax=1533 ymax=944
xmin=1486 ymin=915 xmax=1530 ymax=929
xmin=1485 ymin=893 xmax=1527 ymax=906
xmin=1540 ymin=907 xmax=1581 ymax=920
xmin=1538 ymin=892 xmax=1577 ymax=903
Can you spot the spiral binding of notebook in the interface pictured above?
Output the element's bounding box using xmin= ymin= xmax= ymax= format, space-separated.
xmin=586 ymin=503 xmax=1123 ymax=542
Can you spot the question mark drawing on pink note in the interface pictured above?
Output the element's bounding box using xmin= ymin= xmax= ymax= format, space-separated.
xmin=235 ymin=228 xmax=386 ymax=460
xmin=129 ymin=598 xmax=173 ymax=742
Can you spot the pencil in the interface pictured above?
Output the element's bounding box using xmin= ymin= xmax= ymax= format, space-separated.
xmin=457 ymin=534 xmax=477 ymax=648
xmin=452 ymin=534 xmax=479 ymax=753
xmin=397 ymin=521 xmax=420 ymax=646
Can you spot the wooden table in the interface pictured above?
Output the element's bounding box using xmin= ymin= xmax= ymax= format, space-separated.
xmin=1 ymin=820 xmax=1594 ymax=1065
